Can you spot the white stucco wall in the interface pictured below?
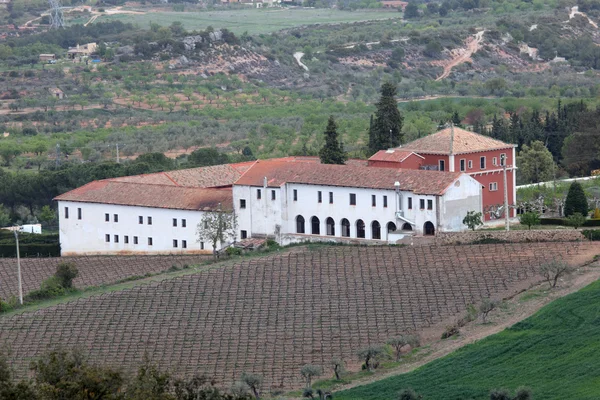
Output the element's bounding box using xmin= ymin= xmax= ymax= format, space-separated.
xmin=57 ymin=201 xmax=221 ymax=255
xmin=438 ymin=174 xmax=484 ymax=232
xmin=235 ymin=183 xmax=444 ymax=242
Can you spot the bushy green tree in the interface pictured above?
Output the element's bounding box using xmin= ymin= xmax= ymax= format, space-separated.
xmin=519 ymin=212 xmax=540 ymax=230
xmin=517 ymin=141 xmax=556 ymax=185
xmin=55 ymin=262 xmax=78 ymax=289
xmin=564 ymin=181 xmax=588 ymax=217
xmin=463 ymin=211 xmax=483 ymax=231
xmin=566 ymin=212 xmax=586 ymax=229
xmin=368 ymin=83 xmax=404 ymax=154
xmin=404 ymin=2 xmax=420 ymax=18
xmin=319 ymin=116 xmax=347 ymax=165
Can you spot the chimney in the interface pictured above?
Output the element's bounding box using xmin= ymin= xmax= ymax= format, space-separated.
xmin=263 ymin=176 xmax=267 ymax=188
xmin=449 ymin=123 xmax=455 ymax=155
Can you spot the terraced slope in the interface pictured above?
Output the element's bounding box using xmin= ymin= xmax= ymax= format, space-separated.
xmin=0 ymin=242 xmax=595 ymax=391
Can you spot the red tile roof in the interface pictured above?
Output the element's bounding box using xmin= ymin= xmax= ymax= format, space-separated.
xmin=55 ymin=181 xmax=233 ymax=211
xmin=235 ymin=160 xmax=462 ymax=195
xmin=110 ymin=163 xmax=253 ymax=188
xmin=268 ymin=156 xmax=368 ymax=167
xmin=400 ymin=127 xmax=515 ymax=155
xmin=368 ymin=149 xmax=424 ymax=163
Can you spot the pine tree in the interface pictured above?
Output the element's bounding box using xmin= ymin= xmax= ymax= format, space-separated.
xmin=564 ymin=181 xmax=589 ymax=217
xmin=368 ymin=82 xmax=404 ymax=155
xmin=319 ymin=116 xmax=347 ymax=164
xmin=452 ymin=111 xmax=462 ymax=127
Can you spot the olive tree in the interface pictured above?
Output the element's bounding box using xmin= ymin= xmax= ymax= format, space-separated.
xmin=539 ymin=261 xmax=574 ymax=288
xmin=300 ymin=364 xmax=322 ymax=389
xmin=357 ymin=345 xmax=387 ymax=372
xmin=386 ymin=334 xmax=420 ymax=361
xmin=479 ymin=298 xmax=499 ymax=323
xmin=239 ymin=372 xmax=262 ymax=400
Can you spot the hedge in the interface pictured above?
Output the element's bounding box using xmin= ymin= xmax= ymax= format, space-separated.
xmin=539 ymin=218 xmax=600 ymax=227
xmin=582 ymin=230 xmax=600 ymax=241
xmin=0 ymin=243 xmax=60 ymax=257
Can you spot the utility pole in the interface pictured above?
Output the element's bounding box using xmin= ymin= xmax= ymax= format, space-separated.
xmin=501 ymin=154 xmax=509 ymax=232
xmin=55 ymin=143 xmax=60 ymax=168
xmin=116 ymin=143 xmax=120 ymax=164
xmin=13 ymin=229 xmax=23 ymax=305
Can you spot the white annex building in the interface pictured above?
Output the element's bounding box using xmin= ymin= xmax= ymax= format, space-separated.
xmin=55 ymin=157 xmax=483 ymax=255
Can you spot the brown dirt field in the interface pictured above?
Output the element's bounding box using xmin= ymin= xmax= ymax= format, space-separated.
xmin=0 ymin=242 xmax=597 ymax=392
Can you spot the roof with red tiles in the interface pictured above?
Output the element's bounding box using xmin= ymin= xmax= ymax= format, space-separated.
xmin=268 ymin=156 xmax=368 ymax=167
xmin=368 ymin=149 xmax=424 ymax=163
xmin=399 ymin=127 xmax=515 ymax=155
xmin=235 ymin=160 xmax=463 ymax=195
xmin=110 ymin=162 xmax=253 ymax=188
xmin=55 ymin=181 xmax=233 ymax=211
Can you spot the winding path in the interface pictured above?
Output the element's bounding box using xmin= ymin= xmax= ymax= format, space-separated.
xmin=293 ymin=52 xmax=309 ymax=71
xmin=435 ymin=30 xmax=485 ymax=81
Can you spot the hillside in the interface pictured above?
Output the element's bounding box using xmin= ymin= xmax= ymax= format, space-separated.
xmin=336 ymin=274 xmax=600 ymax=400
xmin=0 ymin=242 xmax=596 ymax=393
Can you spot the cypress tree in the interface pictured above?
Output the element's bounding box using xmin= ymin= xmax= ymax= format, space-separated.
xmin=452 ymin=111 xmax=462 ymax=127
xmin=319 ymin=116 xmax=347 ymax=164
xmin=564 ymin=181 xmax=589 ymax=217
xmin=368 ymin=82 xmax=404 ymax=155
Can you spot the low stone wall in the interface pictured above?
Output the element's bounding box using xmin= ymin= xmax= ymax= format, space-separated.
xmin=436 ymin=229 xmax=586 ymax=245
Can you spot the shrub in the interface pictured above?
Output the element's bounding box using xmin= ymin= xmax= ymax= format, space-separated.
xmin=519 ymin=212 xmax=540 ymax=229
xmin=55 ymin=262 xmax=78 ymax=289
xmin=441 ymin=325 xmax=459 ymax=339
xmin=463 ymin=211 xmax=483 ymax=231
xmin=26 ymin=276 xmax=65 ymax=301
xmin=398 ymin=388 xmax=423 ymax=400
xmin=226 ymin=247 xmax=242 ymax=256
xmin=566 ymin=212 xmax=586 ymax=229
xmin=582 ymin=229 xmax=600 ymax=240
xmin=564 ymin=181 xmax=588 ymax=217
xmin=592 ymin=208 xmax=600 ymax=219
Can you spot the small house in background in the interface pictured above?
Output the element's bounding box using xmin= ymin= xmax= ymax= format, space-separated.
xmin=67 ymin=43 xmax=97 ymax=60
xmin=48 ymin=87 xmax=64 ymax=99
xmin=381 ymin=0 xmax=408 ymax=9
xmin=1 ymin=224 xmax=43 ymax=234
xmin=39 ymin=54 xmax=56 ymax=63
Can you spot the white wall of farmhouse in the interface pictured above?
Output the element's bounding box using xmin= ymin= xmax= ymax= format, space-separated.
xmin=57 ymin=201 xmax=220 ymax=255
xmin=234 ymin=176 xmax=481 ymax=244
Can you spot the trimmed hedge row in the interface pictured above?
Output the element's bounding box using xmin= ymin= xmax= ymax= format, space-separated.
xmin=539 ymin=218 xmax=600 ymax=227
xmin=0 ymin=244 xmax=61 ymax=257
xmin=582 ymin=230 xmax=600 ymax=241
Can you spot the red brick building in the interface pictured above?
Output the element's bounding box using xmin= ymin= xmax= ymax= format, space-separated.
xmin=369 ymin=127 xmax=517 ymax=220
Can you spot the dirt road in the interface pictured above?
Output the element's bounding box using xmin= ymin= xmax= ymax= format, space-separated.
xmin=436 ymin=30 xmax=485 ymax=81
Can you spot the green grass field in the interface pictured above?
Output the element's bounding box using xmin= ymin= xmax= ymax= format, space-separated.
xmin=97 ymin=8 xmax=399 ymax=35
xmin=335 ymin=279 xmax=600 ymax=400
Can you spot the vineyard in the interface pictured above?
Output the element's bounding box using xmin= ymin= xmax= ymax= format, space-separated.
xmin=0 ymin=242 xmax=596 ymax=392
xmin=0 ymin=254 xmax=212 ymax=299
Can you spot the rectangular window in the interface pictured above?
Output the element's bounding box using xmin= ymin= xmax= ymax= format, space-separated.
xmin=372 ymin=195 xmax=376 ymax=207
xmin=148 ymin=237 xmax=153 ymax=246
xmin=293 ymin=189 xmax=298 ymax=201
xmin=114 ymin=214 xmax=118 ymax=223
xmin=114 ymin=235 xmax=119 ymax=243
xmin=64 ymin=207 xmax=69 ymax=219
xmin=182 ymin=240 xmax=187 ymax=249
xmin=105 ymin=213 xmax=109 ymax=222
xmin=439 ymin=160 xmax=445 ymax=171
xmin=318 ymin=191 xmax=322 ymax=203
xmin=500 ymin=153 xmax=506 ymax=166
xmin=408 ymin=197 xmax=413 ymax=209
xmin=257 ymin=189 xmax=262 ymax=199
xmin=77 ymin=208 xmax=82 ymax=220
xmin=383 ymin=196 xmax=388 ymax=208
xmin=271 ymin=190 xmax=276 ymax=200
xmin=492 ymin=157 xmax=497 ymax=166
xmin=105 ymin=234 xmax=110 ymax=243
xmin=480 ymin=156 xmax=486 ymax=169
xmin=139 ymin=216 xmax=143 ymax=224
xmin=489 ymin=182 xmax=498 ymax=191
xmin=147 ymin=216 xmax=152 ymax=225
xmin=420 ymin=199 xmax=425 ymax=209
xmin=329 ymin=192 xmax=333 ymax=204
xmin=173 ymin=239 xmax=178 ymax=248
xmin=173 ymin=218 xmax=177 ymax=227
xmin=350 ymin=193 xmax=356 ymax=206
xmin=134 ymin=236 xmax=138 ymax=245
xmin=240 ymin=199 xmax=246 ymax=209
xmin=200 ymin=241 xmax=204 ymax=250
xmin=427 ymin=199 xmax=433 ymax=210
xmin=460 ymin=159 xmax=466 ymax=172
xmin=468 ymin=160 xmax=473 ymax=169
xmin=182 ymin=219 xmax=186 ymax=228
xmin=124 ymin=235 xmax=129 ymax=244
xmin=241 ymin=230 xmax=248 ymax=239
